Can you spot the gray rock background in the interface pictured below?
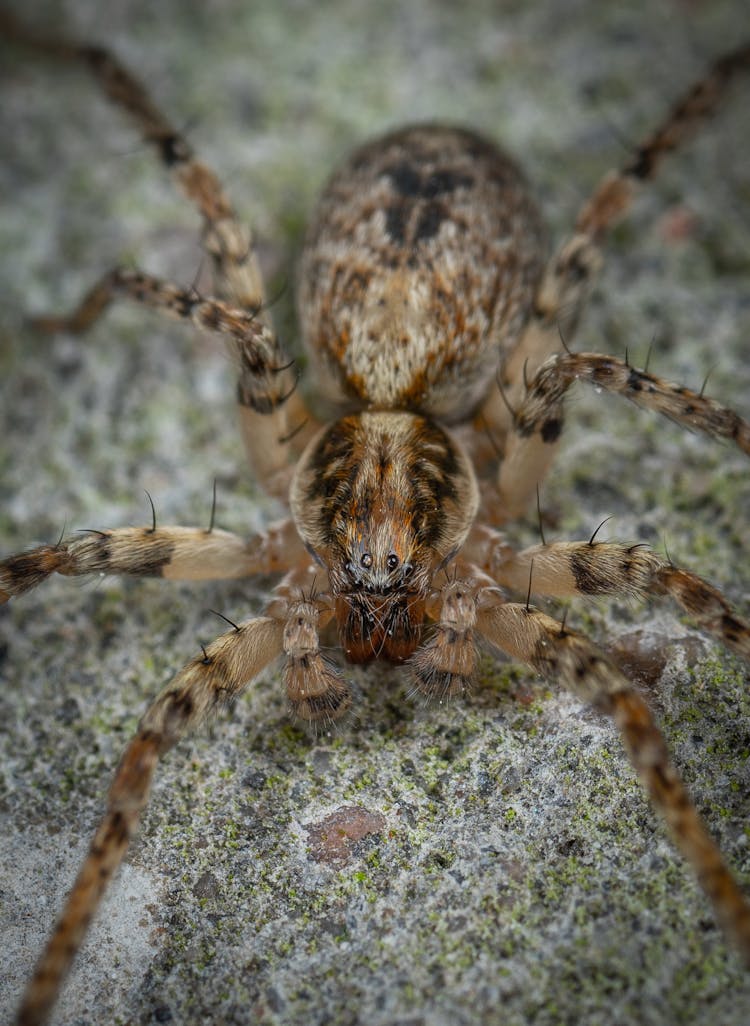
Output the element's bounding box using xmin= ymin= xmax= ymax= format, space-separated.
xmin=1 ymin=1 xmax=749 ymax=1024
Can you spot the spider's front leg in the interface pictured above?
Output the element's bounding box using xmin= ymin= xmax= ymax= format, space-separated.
xmin=0 ymin=517 xmax=303 ymax=602
xmin=15 ymin=613 xmax=284 ymax=1026
xmin=466 ymin=525 xmax=750 ymax=661
xmin=413 ymin=567 xmax=750 ymax=967
xmin=14 ymin=561 xmax=344 ymax=1026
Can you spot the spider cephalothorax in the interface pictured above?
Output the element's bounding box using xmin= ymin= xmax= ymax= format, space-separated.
xmin=290 ymin=410 xmax=479 ymax=662
xmin=2 ymin=13 xmax=749 ymax=1026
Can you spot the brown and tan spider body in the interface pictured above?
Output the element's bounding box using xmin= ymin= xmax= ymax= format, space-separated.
xmin=1 ymin=10 xmax=750 ymax=1025
xmin=292 ymin=126 xmax=536 ymax=668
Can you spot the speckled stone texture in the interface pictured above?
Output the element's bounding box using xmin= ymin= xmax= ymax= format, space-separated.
xmin=1 ymin=2 xmax=749 ymax=1025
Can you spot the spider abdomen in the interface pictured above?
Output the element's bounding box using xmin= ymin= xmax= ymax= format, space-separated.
xmin=297 ymin=124 xmax=545 ymax=422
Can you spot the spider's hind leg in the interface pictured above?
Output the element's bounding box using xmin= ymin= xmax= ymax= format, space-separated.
xmin=4 ymin=11 xmax=318 ymax=496
xmin=474 ymin=594 xmax=750 ymax=967
xmin=1 ymin=9 xmax=263 ymax=311
xmin=30 ymin=265 xmax=310 ymax=496
xmin=477 ymin=41 xmax=750 ymax=517
xmin=494 ymin=349 xmax=750 ymax=519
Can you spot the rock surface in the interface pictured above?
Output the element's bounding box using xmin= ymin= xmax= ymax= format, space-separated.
xmin=1 ymin=1 xmax=749 ymax=1024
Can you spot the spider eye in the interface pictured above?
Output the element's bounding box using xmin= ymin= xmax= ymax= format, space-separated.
xmin=402 ymin=562 xmax=414 ymax=577
xmin=360 ymin=552 xmax=373 ymax=568
xmin=386 ymin=553 xmax=400 ymax=571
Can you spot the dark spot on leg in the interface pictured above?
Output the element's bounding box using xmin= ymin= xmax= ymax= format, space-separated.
xmin=127 ymin=538 xmax=175 ymax=577
xmin=201 ymin=306 xmax=220 ymax=330
xmin=159 ymin=133 xmax=191 ymax=167
xmin=237 ymin=384 xmax=276 ymax=414
xmin=721 ymin=613 xmax=744 ymax=644
xmin=162 ymin=690 xmax=196 ymax=738
xmin=106 ymin=811 xmax=129 ymax=847
xmin=540 ymin=417 xmax=563 ymax=443
xmin=570 ymin=550 xmax=613 ymax=595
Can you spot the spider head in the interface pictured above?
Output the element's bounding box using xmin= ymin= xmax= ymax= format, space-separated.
xmin=328 ymin=511 xmax=430 ymax=663
xmin=290 ymin=411 xmax=478 ymax=663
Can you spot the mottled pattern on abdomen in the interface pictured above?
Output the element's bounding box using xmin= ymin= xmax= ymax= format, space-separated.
xmin=297 ymin=124 xmax=545 ymax=423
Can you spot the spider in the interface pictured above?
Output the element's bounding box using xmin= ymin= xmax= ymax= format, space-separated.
xmin=2 ymin=9 xmax=750 ymax=1025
